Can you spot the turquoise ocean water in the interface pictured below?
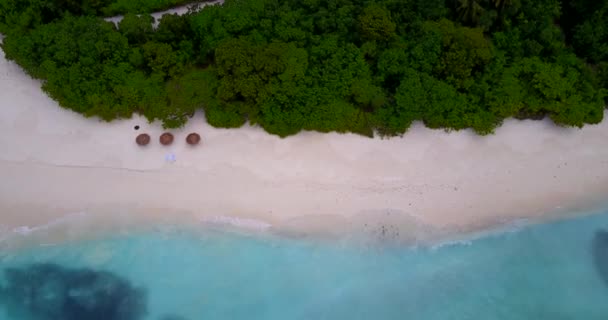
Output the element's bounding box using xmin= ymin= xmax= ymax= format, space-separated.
xmin=1 ymin=209 xmax=608 ymax=320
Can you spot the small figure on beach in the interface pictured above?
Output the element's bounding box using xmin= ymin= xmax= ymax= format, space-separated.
xmin=165 ymin=153 xmax=176 ymax=163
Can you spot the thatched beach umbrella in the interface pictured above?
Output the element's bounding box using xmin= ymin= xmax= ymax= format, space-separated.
xmin=160 ymin=132 xmax=174 ymax=146
xmin=135 ymin=133 xmax=150 ymax=146
xmin=186 ymin=133 xmax=201 ymax=145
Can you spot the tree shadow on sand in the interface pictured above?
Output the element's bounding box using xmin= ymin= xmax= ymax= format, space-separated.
xmin=0 ymin=263 xmax=147 ymax=320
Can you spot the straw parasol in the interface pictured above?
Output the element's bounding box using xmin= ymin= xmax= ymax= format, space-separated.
xmin=159 ymin=132 xmax=174 ymax=145
xmin=135 ymin=133 xmax=150 ymax=146
xmin=186 ymin=133 xmax=201 ymax=145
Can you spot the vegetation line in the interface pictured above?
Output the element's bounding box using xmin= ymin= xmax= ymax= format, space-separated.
xmin=0 ymin=0 xmax=606 ymax=137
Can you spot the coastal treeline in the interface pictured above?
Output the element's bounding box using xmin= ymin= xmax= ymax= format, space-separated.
xmin=0 ymin=0 xmax=606 ymax=137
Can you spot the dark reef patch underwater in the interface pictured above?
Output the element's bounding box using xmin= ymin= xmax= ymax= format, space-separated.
xmin=592 ymin=230 xmax=608 ymax=286
xmin=2 ymin=209 xmax=608 ymax=319
xmin=0 ymin=263 xmax=147 ymax=320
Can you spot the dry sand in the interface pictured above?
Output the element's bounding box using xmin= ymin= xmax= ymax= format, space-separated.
xmin=1 ymin=37 xmax=608 ymax=246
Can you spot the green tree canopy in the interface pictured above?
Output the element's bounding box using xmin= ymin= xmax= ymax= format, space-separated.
xmin=358 ymin=5 xmax=396 ymax=42
xmin=1 ymin=0 xmax=605 ymax=136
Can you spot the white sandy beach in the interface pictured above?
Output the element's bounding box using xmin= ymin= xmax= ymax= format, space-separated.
xmin=1 ymin=32 xmax=608 ymax=246
xmin=104 ymin=0 xmax=223 ymax=27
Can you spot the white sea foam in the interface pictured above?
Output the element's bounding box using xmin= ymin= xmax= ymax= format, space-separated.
xmin=9 ymin=211 xmax=88 ymax=236
xmin=0 ymin=225 xmax=10 ymax=243
xmin=429 ymin=218 xmax=532 ymax=250
xmin=430 ymin=239 xmax=474 ymax=251
xmin=199 ymin=215 xmax=272 ymax=231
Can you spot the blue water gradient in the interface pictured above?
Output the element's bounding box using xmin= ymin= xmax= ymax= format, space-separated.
xmin=2 ymin=210 xmax=608 ymax=320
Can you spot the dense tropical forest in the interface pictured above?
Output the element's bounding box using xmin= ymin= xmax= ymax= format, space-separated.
xmin=0 ymin=0 xmax=606 ymax=137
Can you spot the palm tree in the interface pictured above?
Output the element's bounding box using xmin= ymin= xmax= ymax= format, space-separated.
xmin=457 ymin=0 xmax=485 ymax=25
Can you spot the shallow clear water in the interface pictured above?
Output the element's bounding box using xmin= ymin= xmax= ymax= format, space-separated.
xmin=2 ymin=210 xmax=608 ymax=320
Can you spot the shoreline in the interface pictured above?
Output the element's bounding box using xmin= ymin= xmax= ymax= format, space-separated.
xmin=1 ymin=201 xmax=607 ymax=253
xmin=2 ymin=36 xmax=608 ymax=249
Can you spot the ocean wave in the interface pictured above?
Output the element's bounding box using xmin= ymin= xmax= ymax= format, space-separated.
xmin=12 ymin=211 xmax=88 ymax=235
xmin=0 ymin=211 xmax=89 ymax=245
xmin=199 ymin=215 xmax=272 ymax=231
xmin=429 ymin=218 xmax=532 ymax=250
